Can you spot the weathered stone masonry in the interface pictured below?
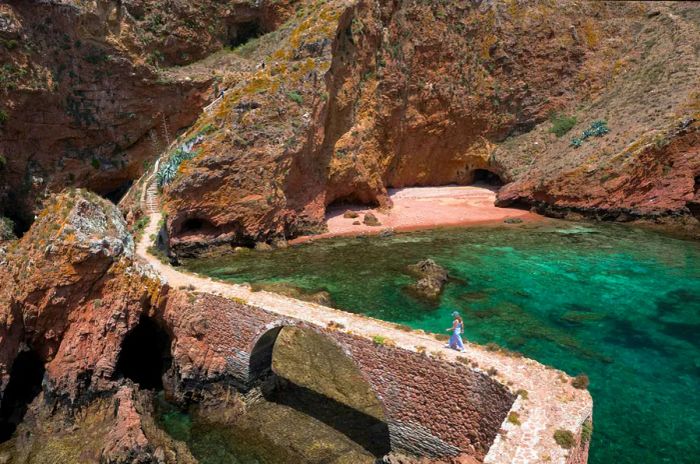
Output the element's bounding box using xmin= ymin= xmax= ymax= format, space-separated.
xmin=163 ymin=291 xmax=515 ymax=459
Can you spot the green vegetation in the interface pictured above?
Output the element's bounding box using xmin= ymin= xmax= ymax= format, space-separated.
xmin=0 ymin=217 xmax=16 ymax=241
xmin=516 ymin=389 xmax=529 ymax=399
xmin=553 ymin=429 xmax=575 ymax=449
xmin=286 ymin=91 xmax=303 ymax=105
xmin=0 ymin=63 xmax=27 ymax=91
xmin=549 ymin=113 xmax=577 ymax=137
xmin=507 ymin=411 xmax=521 ymax=425
xmin=1 ymin=39 xmax=18 ymax=50
xmin=372 ymin=335 xmax=387 ymax=345
xmin=571 ymin=120 xmax=610 ymax=148
xmin=0 ymin=155 xmax=6 ymax=170
xmin=91 ymin=158 xmax=100 ymax=170
xmin=572 ymin=373 xmax=590 ymax=389
xmin=581 ymin=419 xmax=593 ymax=443
xmin=133 ymin=215 xmax=150 ymax=242
xmin=0 ymin=109 xmax=8 ymax=125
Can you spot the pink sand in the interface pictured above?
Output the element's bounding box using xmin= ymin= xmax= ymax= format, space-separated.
xmin=291 ymin=185 xmax=538 ymax=244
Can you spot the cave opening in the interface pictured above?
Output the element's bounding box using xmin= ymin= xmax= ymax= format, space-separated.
xmin=115 ymin=316 xmax=172 ymax=390
xmin=689 ymin=175 xmax=700 ymax=219
xmin=227 ymin=21 xmax=263 ymax=48
xmin=0 ymin=350 xmax=45 ymax=442
xmin=179 ymin=217 xmax=215 ymax=235
xmin=325 ymin=193 xmax=379 ymax=216
xmin=471 ymin=169 xmax=504 ymax=187
xmin=102 ymin=180 xmax=134 ymax=204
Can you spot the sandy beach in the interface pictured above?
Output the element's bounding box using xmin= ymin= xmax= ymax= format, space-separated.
xmin=291 ymin=185 xmax=539 ymax=244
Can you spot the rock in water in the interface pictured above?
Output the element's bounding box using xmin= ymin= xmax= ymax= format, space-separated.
xmin=407 ymin=259 xmax=449 ymax=300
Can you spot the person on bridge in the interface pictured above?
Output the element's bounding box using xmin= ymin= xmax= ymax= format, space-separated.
xmin=446 ymin=311 xmax=466 ymax=352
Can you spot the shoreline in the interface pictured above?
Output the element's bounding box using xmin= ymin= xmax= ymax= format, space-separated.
xmin=290 ymin=185 xmax=541 ymax=245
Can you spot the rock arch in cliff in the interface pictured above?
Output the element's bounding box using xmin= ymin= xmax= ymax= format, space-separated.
xmin=0 ymin=350 xmax=45 ymax=442
xmin=115 ymin=316 xmax=173 ymax=390
xmin=248 ymin=324 xmax=391 ymax=457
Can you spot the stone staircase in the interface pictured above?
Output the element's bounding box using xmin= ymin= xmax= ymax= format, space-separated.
xmin=140 ymin=159 xmax=161 ymax=214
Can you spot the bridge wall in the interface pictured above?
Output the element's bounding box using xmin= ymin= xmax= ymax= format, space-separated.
xmin=163 ymin=291 xmax=515 ymax=459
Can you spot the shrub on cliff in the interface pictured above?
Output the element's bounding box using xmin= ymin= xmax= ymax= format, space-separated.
xmin=570 ymin=120 xmax=610 ymax=148
xmin=157 ymin=137 xmax=203 ymax=188
xmin=572 ymin=373 xmax=590 ymax=389
xmin=549 ymin=113 xmax=577 ymax=137
xmin=0 ymin=217 xmax=16 ymax=241
xmin=554 ymin=429 xmax=575 ymax=449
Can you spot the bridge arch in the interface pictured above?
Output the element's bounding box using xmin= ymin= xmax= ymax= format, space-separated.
xmin=247 ymin=321 xmax=392 ymax=457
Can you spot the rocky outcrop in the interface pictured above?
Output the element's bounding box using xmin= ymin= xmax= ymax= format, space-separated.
xmin=407 ymin=259 xmax=449 ymax=300
xmin=158 ymin=0 xmax=699 ymax=256
xmin=0 ymin=189 xmax=174 ymax=460
xmin=0 ymin=0 xmax=299 ymax=234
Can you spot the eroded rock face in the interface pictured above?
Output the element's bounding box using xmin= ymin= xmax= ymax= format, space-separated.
xmin=0 ymin=0 xmax=299 ymax=233
xmin=159 ymin=0 xmax=700 ymax=256
xmin=0 ymin=190 xmax=170 ymax=460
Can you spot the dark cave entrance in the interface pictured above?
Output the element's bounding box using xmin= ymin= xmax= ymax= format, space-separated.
xmin=325 ymin=193 xmax=380 ymax=217
xmin=115 ymin=317 xmax=172 ymax=390
xmin=689 ymin=175 xmax=700 ymax=219
xmin=0 ymin=350 xmax=45 ymax=442
xmin=227 ymin=21 xmax=263 ymax=48
xmin=249 ymin=326 xmax=391 ymax=458
xmin=179 ymin=217 xmax=216 ymax=235
xmin=471 ymin=169 xmax=504 ymax=187
xmin=102 ymin=180 xmax=134 ymax=204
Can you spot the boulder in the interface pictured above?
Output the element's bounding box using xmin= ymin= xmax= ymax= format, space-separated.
xmin=343 ymin=210 xmax=359 ymax=219
xmin=363 ymin=212 xmax=381 ymax=227
xmin=407 ymin=259 xmax=449 ymax=300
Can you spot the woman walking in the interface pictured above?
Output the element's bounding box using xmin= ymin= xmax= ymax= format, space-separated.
xmin=446 ymin=311 xmax=466 ymax=352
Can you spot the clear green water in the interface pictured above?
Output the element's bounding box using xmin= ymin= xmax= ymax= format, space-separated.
xmin=184 ymin=221 xmax=700 ymax=464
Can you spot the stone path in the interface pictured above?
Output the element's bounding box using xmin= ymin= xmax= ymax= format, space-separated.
xmin=134 ymin=173 xmax=591 ymax=464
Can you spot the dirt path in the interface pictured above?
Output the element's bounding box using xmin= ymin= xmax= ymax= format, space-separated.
xmin=293 ymin=185 xmax=539 ymax=244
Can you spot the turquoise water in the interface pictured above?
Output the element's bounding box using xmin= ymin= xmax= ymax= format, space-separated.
xmin=184 ymin=221 xmax=700 ymax=464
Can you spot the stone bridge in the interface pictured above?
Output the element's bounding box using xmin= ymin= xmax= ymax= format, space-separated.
xmin=133 ymin=182 xmax=592 ymax=463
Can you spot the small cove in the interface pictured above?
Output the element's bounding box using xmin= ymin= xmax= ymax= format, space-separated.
xmin=182 ymin=220 xmax=700 ymax=464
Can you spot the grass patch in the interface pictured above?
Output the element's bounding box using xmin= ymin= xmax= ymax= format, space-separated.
xmin=516 ymin=389 xmax=529 ymax=400
xmin=549 ymin=113 xmax=577 ymax=137
xmin=507 ymin=411 xmax=521 ymax=425
xmin=553 ymin=429 xmax=575 ymax=449
xmin=286 ymin=91 xmax=303 ymax=105
xmin=581 ymin=419 xmax=593 ymax=443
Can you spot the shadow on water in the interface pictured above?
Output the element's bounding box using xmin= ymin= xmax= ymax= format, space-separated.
xmin=263 ymin=375 xmax=391 ymax=458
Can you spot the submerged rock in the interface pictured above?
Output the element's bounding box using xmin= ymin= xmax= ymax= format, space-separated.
xmin=407 ymin=259 xmax=449 ymax=300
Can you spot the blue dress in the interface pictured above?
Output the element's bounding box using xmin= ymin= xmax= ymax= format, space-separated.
xmin=449 ymin=321 xmax=465 ymax=351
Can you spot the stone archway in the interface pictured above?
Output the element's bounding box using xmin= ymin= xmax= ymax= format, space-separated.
xmin=248 ymin=323 xmax=392 ymax=457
